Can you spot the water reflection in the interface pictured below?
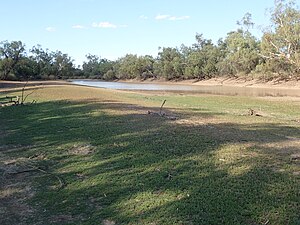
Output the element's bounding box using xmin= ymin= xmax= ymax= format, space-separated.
xmin=71 ymin=80 xmax=300 ymax=97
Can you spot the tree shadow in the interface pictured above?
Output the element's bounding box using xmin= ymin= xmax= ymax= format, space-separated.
xmin=0 ymin=99 xmax=299 ymax=224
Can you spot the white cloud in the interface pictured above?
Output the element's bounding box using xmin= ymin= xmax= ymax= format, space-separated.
xmin=45 ymin=26 xmax=56 ymax=32
xmin=169 ymin=16 xmax=190 ymax=21
xmin=139 ymin=15 xmax=148 ymax=20
xmin=92 ymin=22 xmax=117 ymax=28
xmin=155 ymin=14 xmax=190 ymax=21
xmin=72 ymin=25 xmax=86 ymax=29
xmin=155 ymin=14 xmax=170 ymax=20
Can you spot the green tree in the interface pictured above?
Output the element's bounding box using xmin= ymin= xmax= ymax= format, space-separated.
xmin=115 ymin=54 xmax=140 ymax=79
xmin=14 ymin=57 xmax=38 ymax=80
xmin=260 ymin=0 xmax=300 ymax=79
xmin=154 ymin=47 xmax=184 ymax=80
xmin=217 ymin=29 xmax=260 ymax=76
xmin=114 ymin=54 xmax=154 ymax=80
xmin=53 ymin=51 xmax=75 ymax=79
xmin=184 ymin=34 xmax=220 ymax=79
xmin=82 ymin=54 xmax=114 ymax=79
xmin=30 ymin=45 xmax=55 ymax=79
xmin=0 ymin=40 xmax=26 ymax=80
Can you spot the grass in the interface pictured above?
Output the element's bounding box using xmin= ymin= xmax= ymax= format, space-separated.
xmin=0 ymin=85 xmax=300 ymax=225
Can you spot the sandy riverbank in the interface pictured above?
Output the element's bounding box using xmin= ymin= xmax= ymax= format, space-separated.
xmin=120 ymin=77 xmax=300 ymax=89
xmin=0 ymin=80 xmax=71 ymax=92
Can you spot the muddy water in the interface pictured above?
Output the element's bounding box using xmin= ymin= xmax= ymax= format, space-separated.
xmin=71 ymin=80 xmax=300 ymax=97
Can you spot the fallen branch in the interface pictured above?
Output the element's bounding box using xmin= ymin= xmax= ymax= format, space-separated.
xmin=27 ymin=164 xmax=65 ymax=189
xmin=248 ymin=108 xmax=263 ymax=117
xmin=160 ymin=99 xmax=166 ymax=114
xmin=147 ymin=100 xmax=178 ymax=120
xmin=8 ymin=168 xmax=38 ymax=175
xmin=9 ymin=163 xmax=65 ymax=189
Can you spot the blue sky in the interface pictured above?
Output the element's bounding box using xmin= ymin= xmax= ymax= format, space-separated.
xmin=0 ymin=0 xmax=278 ymax=65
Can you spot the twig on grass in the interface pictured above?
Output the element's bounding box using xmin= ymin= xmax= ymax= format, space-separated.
xmin=160 ymin=99 xmax=166 ymax=115
xmin=147 ymin=99 xmax=178 ymax=120
xmin=8 ymin=163 xmax=65 ymax=189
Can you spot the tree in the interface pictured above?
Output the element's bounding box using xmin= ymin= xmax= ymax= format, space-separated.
xmin=184 ymin=34 xmax=220 ymax=79
xmin=14 ymin=57 xmax=38 ymax=80
xmin=0 ymin=41 xmax=26 ymax=80
xmin=111 ymin=54 xmax=155 ymax=80
xmin=115 ymin=54 xmax=140 ymax=79
xmin=30 ymin=45 xmax=55 ymax=79
xmin=217 ymin=28 xmax=260 ymax=76
xmin=53 ymin=51 xmax=75 ymax=79
xmin=82 ymin=54 xmax=114 ymax=79
xmin=237 ymin=12 xmax=255 ymax=32
xmin=260 ymin=0 xmax=300 ymax=79
xmin=154 ymin=47 xmax=184 ymax=80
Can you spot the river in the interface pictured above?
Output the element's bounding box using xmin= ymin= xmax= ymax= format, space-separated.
xmin=71 ymin=80 xmax=300 ymax=97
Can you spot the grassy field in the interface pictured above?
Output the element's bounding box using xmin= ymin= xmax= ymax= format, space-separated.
xmin=0 ymin=85 xmax=300 ymax=225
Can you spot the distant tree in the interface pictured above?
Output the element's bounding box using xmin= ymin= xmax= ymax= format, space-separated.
xmin=14 ymin=57 xmax=38 ymax=80
xmin=137 ymin=55 xmax=155 ymax=80
xmin=217 ymin=29 xmax=260 ymax=76
xmin=237 ymin=12 xmax=255 ymax=32
xmin=260 ymin=0 xmax=300 ymax=79
xmin=0 ymin=41 xmax=26 ymax=80
xmin=184 ymin=34 xmax=220 ymax=79
xmin=30 ymin=45 xmax=56 ymax=79
xmin=53 ymin=51 xmax=75 ymax=79
xmin=154 ymin=47 xmax=184 ymax=80
xmin=82 ymin=54 xmax=101 ymax=78
xmin=115 ymin=54 xmax=140 ymax=79
xmin=82 ymin=54 xmax=114 ymax=79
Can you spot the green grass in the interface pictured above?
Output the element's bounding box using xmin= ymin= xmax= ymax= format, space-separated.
xmin=0 ymin=86 xmax=299 ymax=225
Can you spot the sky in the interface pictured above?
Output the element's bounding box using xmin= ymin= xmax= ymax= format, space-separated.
xmin=0 ymin=0 xmax=285 ymax=66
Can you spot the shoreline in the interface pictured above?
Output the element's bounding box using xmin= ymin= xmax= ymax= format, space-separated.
xmin=118 ymin=77 xmax=300 ymax=90
xmin=1 ymin=78 xmax=299 ymax=91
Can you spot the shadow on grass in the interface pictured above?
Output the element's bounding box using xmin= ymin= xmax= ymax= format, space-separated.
xmin=0 ymin=100 xmax=299 ymax=225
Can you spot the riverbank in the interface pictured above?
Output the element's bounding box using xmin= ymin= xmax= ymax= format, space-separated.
xmin=1 ymin=78 xmax=300 ymax=91
xmin=0 ymin=80 xmax=71 ymax=92
xmin=120 ymin=77 xmax=300 ymax=89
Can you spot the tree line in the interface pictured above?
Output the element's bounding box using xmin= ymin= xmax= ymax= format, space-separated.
xmin=1 ymin=0 xmax=299 ymax=82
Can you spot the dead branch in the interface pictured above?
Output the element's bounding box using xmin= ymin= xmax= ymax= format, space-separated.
xmin=8 ymin=168 xmax=38 ymax=175
xmin=22 ymin=89 xmax=37 ymax=103
xmin=248 ymin=108 xmax=263 ymax=117
xmin=160 ymin=99 xmax=166 ymax=114
xmin=147 ymin=99 xmax=178 ymax=120
xmin=19 ymin=80 xmax=40 ymax=104
xmin=27 ymin=164 xmax=65 ymax=189
xmin=20 ymin=81 xmax=28 ymax=104
xmin=9 ymin=163 xmax=65 ymax=189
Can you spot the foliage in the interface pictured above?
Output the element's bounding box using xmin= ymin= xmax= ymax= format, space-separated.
xmin=154 ymin=47 xmax=184 ymax=80
xmin=0 ymin=40 xmax=26 ymax=80
xmin=217 ymin=29 xmax=261 ymax=76
xmin=82 ymin=54 xmax=114 ymax=79
xmin=184 ymin=34 xmax=220 ymax=79
xmin=260 ymin=0 xmax=300 ymax=79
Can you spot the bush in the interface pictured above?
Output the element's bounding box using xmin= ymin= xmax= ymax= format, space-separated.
xmin=103 ymin=70 xmax=116 ymax=80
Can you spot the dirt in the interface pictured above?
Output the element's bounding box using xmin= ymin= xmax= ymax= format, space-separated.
xmin=120 ymin=77 xmax=300 ymax=89
xmin=68 ymin=143 xmax=95 ymax=155
xmin=0 ymin=151 xmax=36 ymax=225
xmin=0 ymin=80 xmax=71 ymax=93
